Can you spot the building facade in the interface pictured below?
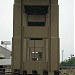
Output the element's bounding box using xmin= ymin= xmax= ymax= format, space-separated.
xmin=0 ymin=46 xmax=11 ymax=59
xmin=12 ymin=0 xmax=59 ymax=74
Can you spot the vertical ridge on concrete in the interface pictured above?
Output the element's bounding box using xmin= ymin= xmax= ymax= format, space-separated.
xmin=48 ymin=0 xmax=51 ymax=72
xmin=12 ymin=0 xmax=22 ymax=70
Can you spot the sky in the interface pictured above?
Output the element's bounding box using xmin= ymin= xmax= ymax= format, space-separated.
xmin=59 ymin=0 xmax=74 ymax=61
xmin=0 ymin=0 xmax=74 ymax=61
xmin=0 ymin=0 xmax=14 ymax=50
xmin=74 ymin=0 xmax=75 ymax=57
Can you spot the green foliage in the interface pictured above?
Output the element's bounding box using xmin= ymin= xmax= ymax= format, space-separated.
xmin=60 ymin=57 xmax=75 ymax=66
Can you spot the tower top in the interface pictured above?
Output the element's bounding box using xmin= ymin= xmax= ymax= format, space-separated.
xmin=14 ymin=0 xmax=58 ymax=4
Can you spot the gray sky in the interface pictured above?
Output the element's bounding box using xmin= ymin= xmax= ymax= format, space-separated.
xmin=0 ymin=0 xmax=74 ymax=61
xmin=0 ymin=0 xmax=13 ymax=50
xmin=59 ymin=0 xmax=74 ymax=61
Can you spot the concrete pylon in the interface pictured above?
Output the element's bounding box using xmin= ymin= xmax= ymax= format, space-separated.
xmin=12 ymin=0 xmax=59 ymax=74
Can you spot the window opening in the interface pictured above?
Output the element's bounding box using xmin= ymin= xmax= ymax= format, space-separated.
xmin=30 ymin=38 xmax=43 ymax=40
xmin=32 ymin=52 xmax=42 ymax=61
xmin=28 ymin=22 xmax=45 ymax=26
xmin=25 ymin=6 xmax=48 ymax=15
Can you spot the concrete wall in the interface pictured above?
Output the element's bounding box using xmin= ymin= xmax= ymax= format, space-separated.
xmin=23 ymin=62 xmax=48 ymax=74
xmin=12 ymin=2 xmax=22 ymax=69
xmin=24 ymin=27 xmax=48 ymax=38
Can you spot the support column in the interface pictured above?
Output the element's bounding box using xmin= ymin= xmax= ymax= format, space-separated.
xmin=12 ymin=0 xmax=22 ymax=70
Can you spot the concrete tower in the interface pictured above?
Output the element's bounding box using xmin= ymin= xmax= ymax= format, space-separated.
xmin=12 ymin=0 xmax=59 ymax=74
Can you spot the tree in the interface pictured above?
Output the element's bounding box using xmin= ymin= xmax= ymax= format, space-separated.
xmin=60 ymin=57 xmax=75 ymax=66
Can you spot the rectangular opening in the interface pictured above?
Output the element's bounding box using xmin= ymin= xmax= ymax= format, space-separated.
xmin=32 ymin=52 xmax=42 ymax=61
xmin=25 ymin=6 xmax=48 ymax=15
xmin=28 ymin=22 xmax=45 ymax=26
xmin=30 ymin=38 xmax=43 ymax=40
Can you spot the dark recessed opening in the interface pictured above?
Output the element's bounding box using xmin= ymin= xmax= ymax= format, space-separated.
xmin=30 ymin=38 xmax=43 ymax=40
xmin=0 ymin=65 xmax=3 ymax=68
xmin=25 ymin=6 xmax=48 ymax=15
xmin=28 ymin=22 xmax=45 ymax=26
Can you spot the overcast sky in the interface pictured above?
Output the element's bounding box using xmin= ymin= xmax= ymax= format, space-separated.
xmin=0 ymin=0 xmax=74 ymax=61
xmin=0 ymin=0 xmax=14 ymax=50
xmin=59 ymin=0 xmax=74 ymax=61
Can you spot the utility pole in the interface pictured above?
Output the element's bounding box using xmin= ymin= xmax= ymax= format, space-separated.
xmin=62 ymin=50 xmax=64 ymax=68
xmin=62 ymin=50 xmax=64 ymax=63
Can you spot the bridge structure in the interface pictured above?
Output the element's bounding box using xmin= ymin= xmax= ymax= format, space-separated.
xmin=12 ymin=0 xmax=59 ymax=75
